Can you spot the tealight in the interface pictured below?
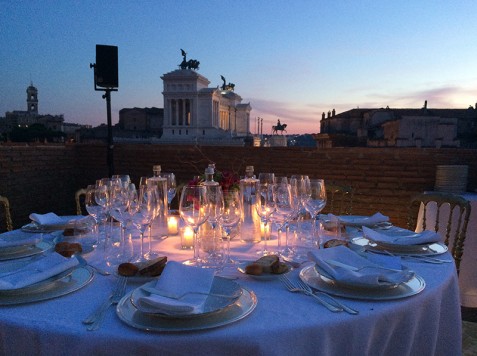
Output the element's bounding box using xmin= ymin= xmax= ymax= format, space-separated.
xmin=167 ymin=215 xmax=179 ymax=235
xmin=180 ymin=226 xmax=194 ymax=249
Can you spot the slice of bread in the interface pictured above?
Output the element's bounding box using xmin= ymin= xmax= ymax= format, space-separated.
xmin=254 ymin=255 xmax=279 ymax=273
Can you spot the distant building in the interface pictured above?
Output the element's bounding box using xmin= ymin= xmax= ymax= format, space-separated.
xmin=315 ymin=102 xmax=477 ymax=148
xmin=3 ymin=83 xmax=65 ymax=133
xmin=158 ymin=68 xmax=252 ymax=145
xmin=119 ymin=107 xmax=164 ymax=135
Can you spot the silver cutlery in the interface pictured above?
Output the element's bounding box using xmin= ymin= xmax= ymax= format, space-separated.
xmin=83 ymin=276 xmax=127 ymax=330
xmin=295 ymin=278 xmax=359 ymax=315
xmin=280 ymin=274 xmax=342 ymax=313
xmin=379 ymin=250 xmax=452 ymax=264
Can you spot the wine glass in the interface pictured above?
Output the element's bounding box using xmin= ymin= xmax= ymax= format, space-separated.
xmin=258 ymin=172 xmax=275 ymax=185
xmin=130 ymin=185 xmax=157 ymax=262
xmin=303 ymin=179 xmax=327 ymax=247
xmin=272 ymin=182 xmax=296 ymax=256
xmin=161 ymin=172 xmax=176 ymax=210
xmin=84 ymin=185 xmax=106 ymax=247
xmin=255 ymin=183 xmax=276 ymax=255
xmin=112 ymin=174 xmax=131 ymax=189
xmin=179 ymin=185 xmax=210 ymax=266
xmin=202 ymin=185 xmax=224 ymax=268
xmin=218 ymin=189 xmax=242 ymax=267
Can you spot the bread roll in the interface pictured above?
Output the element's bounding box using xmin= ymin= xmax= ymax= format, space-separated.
xmin=245 ymin=263 xmax=264 ymax=275
xmin=118 ymin=263 xmax=139 ymax=277
xmin=323 ymin=239 xmax=349 ymax=248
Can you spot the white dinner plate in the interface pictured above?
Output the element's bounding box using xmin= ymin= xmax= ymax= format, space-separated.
xmin=350 ymin=236 xmax=448 ymax=256
xmin=130 ymin=276 xmax=242 ymax=318
xmin=337 ymin=215 xmax=392 ymax=228
xmin=0 ymin=240 xmax=54 ymax=261
xmin=300 ymin=265 xmax=425 ymax=300
xmin=117 ymin=286 xmax=257 ymax=332
xmin=0 ymin=266 xmax=94 ymax=305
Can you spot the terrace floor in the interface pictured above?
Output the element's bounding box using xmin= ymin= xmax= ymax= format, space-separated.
xmin=462 ymin=307 xmax=477 ymax=355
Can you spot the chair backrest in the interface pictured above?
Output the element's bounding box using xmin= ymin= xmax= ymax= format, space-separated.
xmin=407 ymin=192 xmax=471 ymax=274
xmin=75 ymin=188 xmax=87 ymax=215
xmin=323 ymin=184 xmax=354 ymax=216
xmin=0 ymin=195 xmax=13 ymax=232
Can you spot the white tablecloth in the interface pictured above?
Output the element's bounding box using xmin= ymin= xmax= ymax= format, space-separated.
xmin=416 ymin=192 xmax=477 ymax=307
xmin=0 ymin=228 xmax=462 ymax=356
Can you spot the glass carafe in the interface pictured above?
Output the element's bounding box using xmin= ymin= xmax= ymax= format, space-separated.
xmin=239 ymin=166 xmax=261 ymax=243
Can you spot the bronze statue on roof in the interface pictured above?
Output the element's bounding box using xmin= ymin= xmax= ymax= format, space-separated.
xmin=179 ymin=49 xmax=200 ymax=70
xmin=272 ymin=119 xmax=287 ymax=135
xmin=220 ymin=75 xmax=235 ymax=91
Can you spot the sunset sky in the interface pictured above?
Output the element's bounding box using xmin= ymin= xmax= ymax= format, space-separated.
xmin=2 ymin=1 xmax=477 ymax=134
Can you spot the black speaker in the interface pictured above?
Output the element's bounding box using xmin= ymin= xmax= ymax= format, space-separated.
xmin=95 ymin=45 xmax=118 ymax=88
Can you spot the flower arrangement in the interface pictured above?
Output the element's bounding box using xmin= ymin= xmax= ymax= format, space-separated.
xmin=188 ymin=169 xmax=240 ymax=192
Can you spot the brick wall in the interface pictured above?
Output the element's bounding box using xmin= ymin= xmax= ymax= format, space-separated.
xmin=1 ymin=143 xmax=476 ymax=230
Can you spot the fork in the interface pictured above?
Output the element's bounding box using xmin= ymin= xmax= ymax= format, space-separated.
xmin=280 ymin=274 xmax=342 ymax=313
xmin=295 ymin=278 xmax=359 ymax=315
xmin=83 ymin=276 xmax=127 ymax=330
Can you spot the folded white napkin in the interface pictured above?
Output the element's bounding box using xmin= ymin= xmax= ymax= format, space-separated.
xmin=136 ymin=261 xmax=215 ymax=315
xmin=308 ymin=245 xmax=414 ymax=288
xmin=0 ymin=253 xmax=79 ymax=290
xmin=29 ymin=212 xmax=65 ymax=226
xmin=362 ymin=226 xmax=441 ymax=246
xmin=338 ymin=212 xmax=389 ymax=226
xmin=0 ymin=230 xmax=42 ymax=248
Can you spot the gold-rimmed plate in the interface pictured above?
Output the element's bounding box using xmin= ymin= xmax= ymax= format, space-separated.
xmin=300 ymin=265 xmax=425 ymax=300
xmin=351 ymin=237 xmax=448 ymax=255
xmin=117 ymin=286 xmax=257 ymax=332
xmin=0 ymin=266 xmax=94 ymax=305
xmin=129 ymin=276 xmax=242 ymax=319
xmin=0 ymin=240 xmax=54 ymax=261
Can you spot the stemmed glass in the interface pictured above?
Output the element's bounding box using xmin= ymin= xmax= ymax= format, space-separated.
xmin=218 ymin=189 xmax=242 ymax=267
xmin=203 ymin=185 xmax=224 ymax=268
xmin=161 ymin=172 xmax=176 ymax=211
xmin=303 ymin=179 xmax=327 ymax=247
xmin=130 ymin=185 xmax=157 ymax=262
xmin=179 ymin=185 xmax=210 ymax=266
xmin=84 ymin=185 xmax=106 ymax=247
xmin=272 ymin=182 xmax=296 ymax=256
xmin=255 ymin=183 xmax=276 ymax=255
xmin=258 ymin=172 xmax=275 ymax=185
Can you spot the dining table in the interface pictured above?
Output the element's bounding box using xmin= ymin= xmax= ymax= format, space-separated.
xmin=0 ymin=219 xmax=462 ymax=356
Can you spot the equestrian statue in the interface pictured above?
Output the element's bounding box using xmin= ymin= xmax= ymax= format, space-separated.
xmin=272 ymin=119 xmax=287 ymax=135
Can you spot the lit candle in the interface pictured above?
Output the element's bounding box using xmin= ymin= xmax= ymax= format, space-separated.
xmin=181 ymin=226 xmax=194 ymax=249
xmin=167 ymin=216 xmax=179 ymax=235
xmin=260 ymin=221 xmax=271 ymax=240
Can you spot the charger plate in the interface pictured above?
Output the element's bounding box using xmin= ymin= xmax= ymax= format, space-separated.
xmin=117 ymin=287 xmax=257 ymax=332
xmin=130 ymin=277 xmax=242 ymax=318
xmin=300 ymin=265 xmax=425 ymax=300
xmin=351 ymin=237 xmax=447 ymax=255
xmin=0 ymin=240 xmax=53 ymax=261
xmin=0 ymin=266 xmax=93 ymax=305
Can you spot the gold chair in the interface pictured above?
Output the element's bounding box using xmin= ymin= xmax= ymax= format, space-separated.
xmin=0 ymin=195 xmax=13 ymax=232
xmin=75 ymin=188 xmax=87 ymax=215
xmin=407 ymin=192 xmax=471 ymax=275
xmin=323 ymin=184 xmax=354 ymax=216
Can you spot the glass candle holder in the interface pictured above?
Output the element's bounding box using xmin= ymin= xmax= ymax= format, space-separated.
xmin=167 ymin=214 xmax=179 ymax=235
xmin=180 ymin=226 xmax=194 ymax=249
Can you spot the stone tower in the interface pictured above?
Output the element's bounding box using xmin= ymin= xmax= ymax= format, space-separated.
xmin=26 ymin=82 xmax=38 ymax=114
